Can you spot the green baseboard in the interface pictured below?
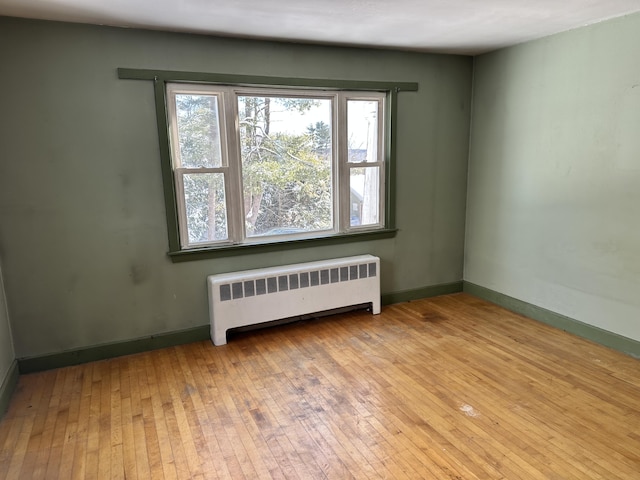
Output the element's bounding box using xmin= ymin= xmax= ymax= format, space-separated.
xmin=0 ymin=360 xmax=19 ymax=419
xmin=18 ymin=325 xmax=210 ymax=374
xmin=17 ymin=281 xmax=464 ymax=374
xmin=463 ymin=281 xmax=640 ymax=358
xmin=381 ymin=281 xmax=463 ymax=306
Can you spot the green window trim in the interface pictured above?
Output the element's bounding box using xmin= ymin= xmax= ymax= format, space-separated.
xmin=168 ymin=228 xmax=398 ymax=262
xmin=117 ymin=68 xmax=418 ymax=261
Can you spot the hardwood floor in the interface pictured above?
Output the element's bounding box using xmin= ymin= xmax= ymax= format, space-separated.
xmin=1 ymin=293 xmax=639 ymax=479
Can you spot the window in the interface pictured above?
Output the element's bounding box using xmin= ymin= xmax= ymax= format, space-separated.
xmin=117 ymin=68 xmax=418 ymax=258
xmin=166 ymin=83 xmax=386 ymax=249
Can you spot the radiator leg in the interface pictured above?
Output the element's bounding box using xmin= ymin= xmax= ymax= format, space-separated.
xmin=372 ymin=298 xmax=381 ymax=315
xmin=212 ymin=329 xmax=228 ymax=346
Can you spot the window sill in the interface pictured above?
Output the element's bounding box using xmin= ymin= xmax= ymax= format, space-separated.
xmin=167 ymin=228 xmax=398 ymax=262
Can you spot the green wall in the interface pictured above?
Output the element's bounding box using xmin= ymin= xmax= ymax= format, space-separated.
xmin=466 ymin=12 xmax=640 ymax=342
xmin=0 ymin=17 xmax=472 ymax=359
xmin=0 ymin=262 xmax=15 ymax=389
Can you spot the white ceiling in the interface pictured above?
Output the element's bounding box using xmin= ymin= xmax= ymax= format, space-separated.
xmin=1 ymin=0 xmax=640 ymax=55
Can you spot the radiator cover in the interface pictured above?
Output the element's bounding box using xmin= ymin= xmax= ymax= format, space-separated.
xmin=207 ymin=255 xmax=381 ymax=345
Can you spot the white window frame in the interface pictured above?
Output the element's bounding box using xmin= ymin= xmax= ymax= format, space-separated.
xmin=166 ymin=82 xmax=386 ymax=250
xmin=339 ymin=94 xmax=386 ymax=233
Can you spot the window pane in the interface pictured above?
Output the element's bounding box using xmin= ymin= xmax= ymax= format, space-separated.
xmin=238 ymin=96 xmax=333 ymax=237
xmin=347 ymin=100 xmax=379 ymax=163
xmin=175 ymin=95 xmax=223 ymax=168
xmin=350 ymin=166 xmax=380 ymax=227
xmin=183 ymin=173 xmax=228 ymax=244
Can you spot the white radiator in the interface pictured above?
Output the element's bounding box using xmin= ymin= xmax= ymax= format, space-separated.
xmin=207 ymin=255 xmax=381 ymax=345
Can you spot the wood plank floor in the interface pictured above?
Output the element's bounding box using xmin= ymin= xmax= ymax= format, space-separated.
xmin=1 ymin=293 xmax=639 ymax=479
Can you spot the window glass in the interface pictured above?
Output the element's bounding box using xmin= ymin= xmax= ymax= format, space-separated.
xmin=349 ymin=166 xmax=380 ymax=227
xmin=347 ymin=100 xmax=379 ymax=163
xmin=182 ymin=172 xmax=228 ymax=243
xmin=237 ymin=95 xmax=333 ymax=237
xmin=175 ymin=94 xmax=223 ymax=168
